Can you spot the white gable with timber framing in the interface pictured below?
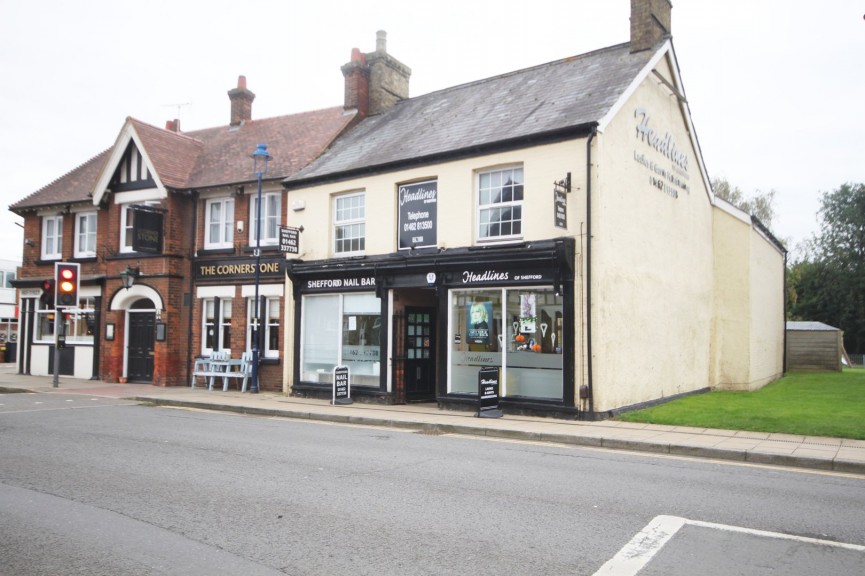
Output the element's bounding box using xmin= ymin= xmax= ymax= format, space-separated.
xmin=92 ymin=119 xmax=168 ymax=206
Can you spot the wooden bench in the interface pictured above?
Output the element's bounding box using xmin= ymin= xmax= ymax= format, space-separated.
xmin=191 ymin=352 xmax=253 ymax=392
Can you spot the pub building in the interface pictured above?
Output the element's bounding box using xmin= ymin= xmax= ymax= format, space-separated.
xmin=10 ymin=76 xmax=356 ymax=388
xmin=282 ymin=1 xmax=786 ymax=417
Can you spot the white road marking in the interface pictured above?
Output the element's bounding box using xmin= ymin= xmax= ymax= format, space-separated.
xmin=592 ymin=515 xmax=865 ymax=575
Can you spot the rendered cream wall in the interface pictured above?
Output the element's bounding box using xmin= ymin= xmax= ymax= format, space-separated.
xmin=589 ymin=57 xmax=715 ymax=412
xmin=747 ymin=226 xmax=785 ymax=388
xmin=711 ymin=205 xmax=752 ymax=388
xmin=284 ymin=142 xmax=586 ymax=261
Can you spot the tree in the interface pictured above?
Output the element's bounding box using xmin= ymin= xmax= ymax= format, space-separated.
xmin=788 ymin=183 xmax=865 ymax=354
xmin=712 ymin=178 xmax=776 ymax=228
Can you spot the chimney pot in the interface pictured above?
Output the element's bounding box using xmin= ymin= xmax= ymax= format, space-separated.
xmin=376 ymin=30 xmax=387 ymax=53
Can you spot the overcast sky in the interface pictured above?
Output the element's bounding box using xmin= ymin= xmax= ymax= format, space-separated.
xmin=2 ymin=0 xmax=863 ymax=263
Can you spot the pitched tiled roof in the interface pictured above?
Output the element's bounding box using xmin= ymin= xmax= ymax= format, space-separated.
xmin=286 ymin=43 xmax=655 ymax=185
xmin=10 ymin=107 xmax=355 ymax=213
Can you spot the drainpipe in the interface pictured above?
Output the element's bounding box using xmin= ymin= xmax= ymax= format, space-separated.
xmin=185 ymin=190 xmax=199 ymax=387
xmin=585 ymin=125 xmax=597 ymax=415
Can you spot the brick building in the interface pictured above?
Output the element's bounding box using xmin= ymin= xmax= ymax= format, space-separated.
xmin=10 ymin=76 xmax=356 ymax=389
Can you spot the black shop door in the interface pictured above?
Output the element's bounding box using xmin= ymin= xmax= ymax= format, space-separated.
xmin=404 ymin=307 xmax=435 ymax=401
xmin=127 ymin=312 xmax=155 ymax=382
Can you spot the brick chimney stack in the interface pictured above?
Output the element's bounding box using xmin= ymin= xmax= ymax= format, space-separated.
xmin=341 ymin=31 xmax=411 ymax=118
xmin=165 ymin=119 xmax=181 ymax=132
xmin=228 ymin=75 xmax=255 ymax=126
xmin=630 ymin=0 xmax=672 ymax=53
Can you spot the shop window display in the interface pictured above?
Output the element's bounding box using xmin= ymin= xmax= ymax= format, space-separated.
xmin=450 ymin=288 xmax=562 ymax=400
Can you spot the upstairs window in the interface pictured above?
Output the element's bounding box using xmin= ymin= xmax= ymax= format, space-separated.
xmin=205 ymin=197 xmax=235 ymax=249
xmin=41 ymin=215 xmax=63 ymax=260
xmin=75 ymin=212 xmax=97 ymax=258
xmin=250 ymin=192 xmax=281 ymax=246
xmin=477 ymin=166 xmax=523 ymax=242
xmin=119 ymin=202 xmax=160 ymax=253
xmin=334 ymin=192 xmax=365 ymax=256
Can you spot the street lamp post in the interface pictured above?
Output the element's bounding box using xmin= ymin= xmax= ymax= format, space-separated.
xmin=249 ymin=144 xmax=272 ymax=393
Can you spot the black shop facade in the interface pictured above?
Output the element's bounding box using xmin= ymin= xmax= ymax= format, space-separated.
xmin=287 ymin=237 xmax=576 ymax=416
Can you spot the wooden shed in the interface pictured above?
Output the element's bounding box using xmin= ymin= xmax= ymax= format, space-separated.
xmin=786 ymin=322 xmax=843 ymax=371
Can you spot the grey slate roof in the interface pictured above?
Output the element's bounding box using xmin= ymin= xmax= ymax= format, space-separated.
xmin=286 ymin=42 xmax=655 ymax=185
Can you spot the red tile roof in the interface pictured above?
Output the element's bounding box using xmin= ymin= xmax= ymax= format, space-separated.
xmin=10 ymin=106 xmax=355 ymax=213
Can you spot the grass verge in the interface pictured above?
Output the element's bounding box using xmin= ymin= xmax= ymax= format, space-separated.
xmin=616 ymin=369 xmax=865 ymax=439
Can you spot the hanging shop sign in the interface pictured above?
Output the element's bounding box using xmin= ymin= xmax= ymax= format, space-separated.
xmin=398 ymin=180 xmax=437 ymax=250
xmin=194 ymin=256 xmax=285 ymax=281
xmin=131 ymin=205 xmax=164 ymax=254
xmin=279 ymin=226 xmax=302 ymax=254
xmin=554 ymin=173 xmax=570 ymax=230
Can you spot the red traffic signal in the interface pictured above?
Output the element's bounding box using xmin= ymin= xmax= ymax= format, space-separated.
xmin=55 ymin=262 xmax=80 ymax=307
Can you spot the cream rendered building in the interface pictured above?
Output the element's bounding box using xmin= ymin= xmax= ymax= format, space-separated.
xmin=279 ymin=0 xmax=786 ymax=417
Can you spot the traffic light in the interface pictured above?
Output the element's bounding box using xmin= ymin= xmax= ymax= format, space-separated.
xmin=40 ymin=279 xmax=54 ymax=308
xmin=55 ymin=262 xmax=80 ymax=308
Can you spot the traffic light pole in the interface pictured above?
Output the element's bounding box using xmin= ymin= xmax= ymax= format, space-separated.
xmin=52 ymin=308 xmax=62 ymax=388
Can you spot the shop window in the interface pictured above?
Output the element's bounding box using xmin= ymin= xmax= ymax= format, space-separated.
xmin=205 ymin=197 xmax=234 ymax=249
xmin=250 ymin=192 xmax=281 ymax=246
xmin=74 ymin=212 xmax=97 ymax=258
xmin=301 ymin=292 xmax=380 ymax=387
xmin=203 ymin=298 xmax=232 ymax=354
xmin=246 ymin=296 xmax=280 ymax=358
xmin=41 ymin=215 xmax=63 ymax=260
xmin=333 ymin=192 xmax=365 ymax=256
xmin=449 ymin=287 xmax=562 ymax=400
xmin=477 ymin=166 xmax=523 ymax=242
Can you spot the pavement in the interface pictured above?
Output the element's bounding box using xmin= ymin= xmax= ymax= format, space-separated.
xmin=2 ymin=364 xmax=864 ymax=476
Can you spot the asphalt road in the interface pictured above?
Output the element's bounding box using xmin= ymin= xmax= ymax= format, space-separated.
xmin=1 ymin=392 xmax=863 ymax=575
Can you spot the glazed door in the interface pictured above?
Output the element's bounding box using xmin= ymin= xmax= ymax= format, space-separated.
xmin=127 ymin=312 xmax=155 ymax=382
xmin=404 ymin=307 xmax=435 ymax=401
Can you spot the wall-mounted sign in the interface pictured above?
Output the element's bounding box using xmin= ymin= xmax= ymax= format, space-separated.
xmin=303 ymin=276 xmax=376 ymax=292
xmin=279 ymin=226 xmax=301 ymax=254
xmin=132 ymin=206 xmax=164 ymax=254
xmin=454 ymin=268 xmax=553 ymax=286
xmin=194 ymin=256 xmax=285 ymax=280
xmin=633 ymin=107 xmax=691 ymax=200
xmin=398 ymin=180 xmax=437 ymax=250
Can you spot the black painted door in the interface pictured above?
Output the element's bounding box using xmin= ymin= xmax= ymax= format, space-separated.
xmin=127 ymin=312 xmax=155 ymax=382
xmin=404 ymin=307 xmax=435 ymax=401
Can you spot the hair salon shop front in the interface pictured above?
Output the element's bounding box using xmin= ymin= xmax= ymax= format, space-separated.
xmin=286 ymin=237 xmax=577 ymax=416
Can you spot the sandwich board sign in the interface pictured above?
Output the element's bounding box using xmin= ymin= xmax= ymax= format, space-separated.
xmin=477 ymin=366 xmax=503 ymax=418
xmin=333 ymin=365 xmax=353 ymax=405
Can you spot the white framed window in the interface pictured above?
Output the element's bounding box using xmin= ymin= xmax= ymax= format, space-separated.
xmin=333 ymin=192 xmax=365 ymax=256
xmin=250 ymin=192 xmax=281 ymax=246
xmin=477 ymin=166 xmax=524 ymax=242
xmin=246 ymin=296 xmax=280 ymax=359
xmin=75 ymin=212 xmax=97 ymax=258
xmin=41 ymin=215 xmax=63 ymax=260
xmin=205 ymin=197 xmax=235 ymax=249
xmin=202 ymin=298 xmax=232 ymax=354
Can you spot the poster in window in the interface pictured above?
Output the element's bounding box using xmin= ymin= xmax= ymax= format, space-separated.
xmin=467 ymin=301 xmax=492 ymax=345
xmin=519 ymin=293 xmax=537 ymax=333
